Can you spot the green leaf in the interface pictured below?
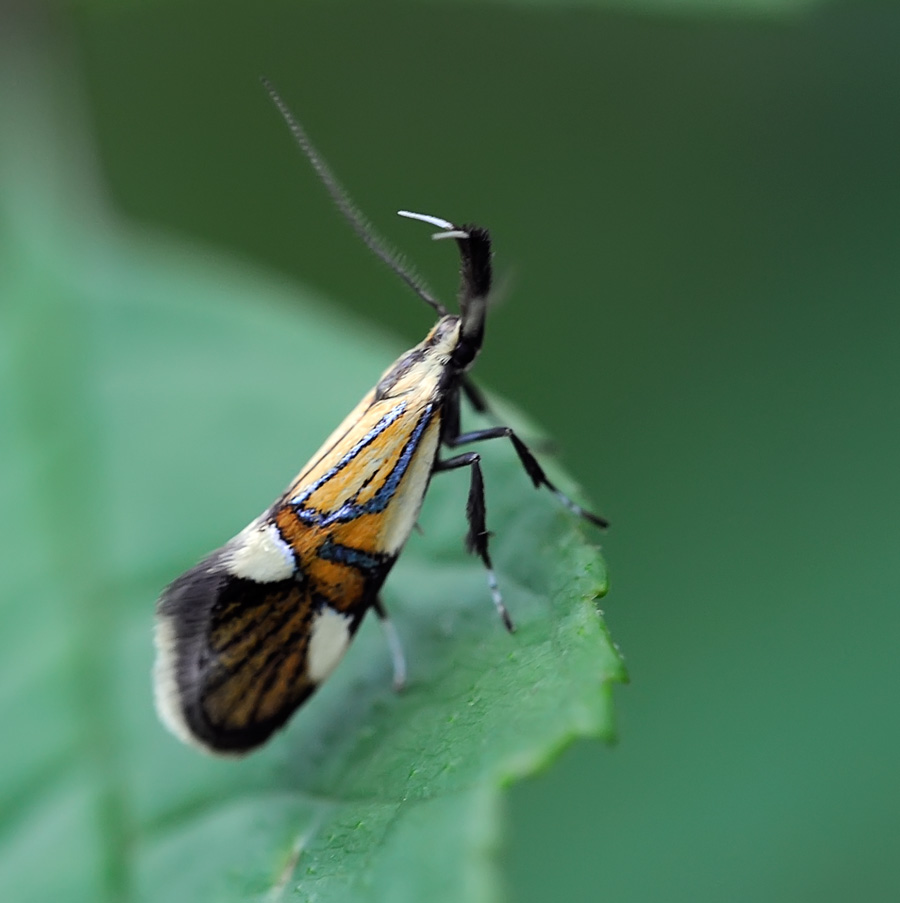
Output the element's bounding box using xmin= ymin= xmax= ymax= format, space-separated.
xmin=0 ymin=41 xmax=624 ymax=903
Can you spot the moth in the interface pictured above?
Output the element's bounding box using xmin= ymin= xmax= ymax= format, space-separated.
xmin=153 ymin=81 xmax=608 ymax=755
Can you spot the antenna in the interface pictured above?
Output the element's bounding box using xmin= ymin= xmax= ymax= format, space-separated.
xmin=397 ymin=210 xmax=469 ymax=241
xmin=261 ymin=78 xmax=448 ymax=317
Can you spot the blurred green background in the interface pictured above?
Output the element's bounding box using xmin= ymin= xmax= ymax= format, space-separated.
xmin=4 ymin=0 xmax=900 ymax=900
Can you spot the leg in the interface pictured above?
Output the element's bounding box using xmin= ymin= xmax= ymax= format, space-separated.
xmin=446 ymin=427 xmax=609 ymax=528
xmin=372 ymin=597 xmax=407 ymax=690
xmin=434 ymin=452 xmax=515 ymax=632
xmin=461 ymin=376 xmax=489 ymax=414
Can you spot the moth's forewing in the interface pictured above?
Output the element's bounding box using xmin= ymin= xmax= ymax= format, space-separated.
xmin=154 ymin=320 xmax=460 ymax=754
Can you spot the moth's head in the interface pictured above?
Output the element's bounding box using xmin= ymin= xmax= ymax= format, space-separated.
xmin=398 ymin=211 xmax=493 ymax=372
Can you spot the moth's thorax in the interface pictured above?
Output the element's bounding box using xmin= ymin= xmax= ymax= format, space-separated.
xmin=373 ymin=315 xmax=462 ymax=401
xmin=424 ymin=314 xmax=462 ymax=359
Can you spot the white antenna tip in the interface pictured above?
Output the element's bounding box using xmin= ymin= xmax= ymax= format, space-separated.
xmin=398 ymin=210 xmax=454 ymax=229
xmin=398 ymin=210 xmax=469 ymax=240
xmin=431 ymin=229 xmax=470 ymax=241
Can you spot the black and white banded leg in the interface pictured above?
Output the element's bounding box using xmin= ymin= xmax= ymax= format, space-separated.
xmin=373 ymin=597 xmax=407 ymax=690
xmin=434 ymin=452 xmax=515 ymax=632
xmin=446 ymin=427 xmax=609 ymax=529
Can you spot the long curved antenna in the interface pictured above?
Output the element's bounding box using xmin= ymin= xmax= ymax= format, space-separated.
xmin=261 ymin=78 xmax=447 ymax=317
